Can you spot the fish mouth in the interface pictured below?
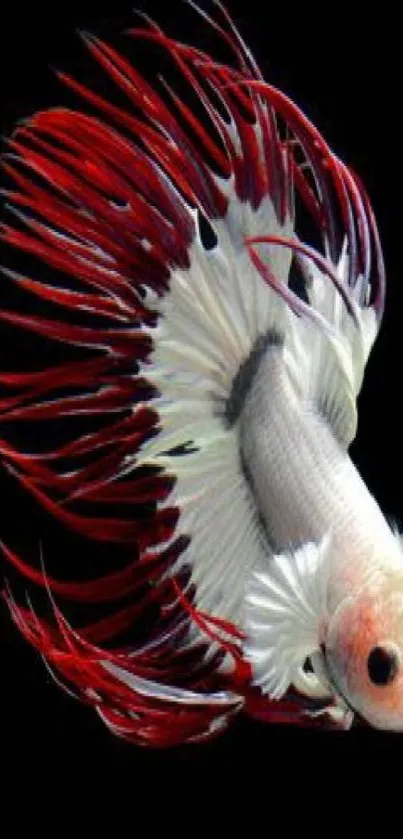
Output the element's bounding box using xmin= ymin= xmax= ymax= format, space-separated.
xmin=320 ymin=644 xmax=369 ymax=728
xmin=285 ymin=648 xmax=360 ymax=727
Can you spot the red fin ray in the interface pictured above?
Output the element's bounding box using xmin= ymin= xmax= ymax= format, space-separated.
xmin=2 ymin=573 xmax=242 ymax=746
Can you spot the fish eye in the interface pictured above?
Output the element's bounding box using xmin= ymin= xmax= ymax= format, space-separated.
xmin=367 ymin=646 xmax=399 ymax=686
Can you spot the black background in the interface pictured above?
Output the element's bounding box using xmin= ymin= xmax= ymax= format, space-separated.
xmin=0 ymin=0 xmax=401 ymax=793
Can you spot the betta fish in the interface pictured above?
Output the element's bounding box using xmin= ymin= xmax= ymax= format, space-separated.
xmin=0 ymin=1 xmax=400 ymax=746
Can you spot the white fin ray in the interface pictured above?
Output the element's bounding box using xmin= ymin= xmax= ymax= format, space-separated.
xmin=244 ymin=536 xmax=333 ymax=699
xmin=295 ymin=243 xmax=379 ymax=447
xmin=158 ymin=431 xmax=266 ymax=623
xmin=102 ymin=660 xmax=239 ymax=706
xmin=131 ymin=194 xmax=294 ymax=627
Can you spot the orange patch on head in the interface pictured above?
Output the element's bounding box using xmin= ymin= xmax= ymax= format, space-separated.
xmin=336 ymin=593 xmax=403 ymax=718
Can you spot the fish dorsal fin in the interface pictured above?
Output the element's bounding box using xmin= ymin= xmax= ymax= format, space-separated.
xmin=288 ymin=243 xmax=379 ymax=448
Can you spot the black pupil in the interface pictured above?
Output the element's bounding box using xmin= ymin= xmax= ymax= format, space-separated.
xmin=367 ymin=646 xmax=398 ymax=686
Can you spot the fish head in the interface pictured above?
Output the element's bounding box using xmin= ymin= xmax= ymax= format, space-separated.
xmin=325 ymin=571 xmax=403 ymax=730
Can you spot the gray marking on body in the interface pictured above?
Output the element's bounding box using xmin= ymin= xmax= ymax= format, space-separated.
xmin=225 ymin=329 xmax=284 ymax=427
